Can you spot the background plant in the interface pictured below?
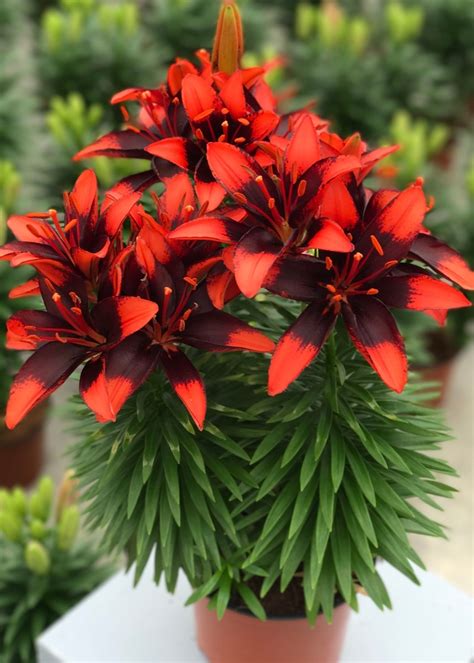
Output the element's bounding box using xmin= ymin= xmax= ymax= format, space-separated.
xmin=0 ymin=475 xmax=113 ymax=662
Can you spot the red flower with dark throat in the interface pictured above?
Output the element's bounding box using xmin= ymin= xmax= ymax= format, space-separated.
xmin=169 ymin=115 xmax=361 ymax=297
xmin=74 ymin=52 xmax=278 ymax=210
xmin=5 ymin=275 xmax=159 ymax=429
xmin=266 ymin=179 xmax=473 ymax=396
xmin=0 ymin=170 xmax=140 ymax=294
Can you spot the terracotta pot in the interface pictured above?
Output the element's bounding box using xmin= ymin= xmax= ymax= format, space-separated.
xmin=0 ymin=402 xmax=48 ymax=488
xmin=195 ymin=600 xmax=351 ymax=663
xmin=417 ymin=359 xmax=455 ymax=407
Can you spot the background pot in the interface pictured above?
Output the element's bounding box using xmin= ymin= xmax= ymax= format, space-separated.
xmin=194 ymin=599 xmax=350 ymax=663
xmin=0 ymin=402 xmax=48 ymax=487
xmin=417 ymin=359 xmax=455 ymax=407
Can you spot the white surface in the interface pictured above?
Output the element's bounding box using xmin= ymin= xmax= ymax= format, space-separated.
xmin=37 ymin=562 xmax=474 ymax=663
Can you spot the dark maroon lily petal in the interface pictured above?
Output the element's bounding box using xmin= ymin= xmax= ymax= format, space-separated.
xmin=357 ymin=181 xmax=426 ymax=269
xmin=264 ymin=255 xmax=326 ymax=302
xmin=95 ymin=334 xmax=160 ymax=422
xmin=233 ymin=227 xmax=283 ymax=298
xmin=74 ymin=130 xmax=152 ymax=161
xmin=207 ymin=142 xmax=276 ymax=213
xmin=410 ymin=233 xmax=474 ymax=290
xmin=376 ymin=274 xmax=471 ymax=311
xmin=268 ymin=301 xmax=336 ymax=396
xmin=343 ymin=295 xmax=407 ymax=393
xmin=92 ymin=297 xmax=158 ymax=343
xmin=102 ymin=171 xmax=158 ymax=210
xmin=5 ymin=342 xmax=85 ymax=429
xmin=160 ymin=348 xmax=207 ymax=430
xmin=182 ymin=310 xmax=275 ymax=353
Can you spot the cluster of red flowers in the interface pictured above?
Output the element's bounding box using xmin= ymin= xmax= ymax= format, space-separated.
xmin=2 ymin=28 xmax=473 ymax=431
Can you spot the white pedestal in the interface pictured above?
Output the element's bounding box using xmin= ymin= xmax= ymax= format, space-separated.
xmin=37 ymin=563 xmax=474 ymax=662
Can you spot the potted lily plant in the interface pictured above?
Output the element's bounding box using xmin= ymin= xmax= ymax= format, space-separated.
xmin=1 ymin=2 xmax=473 ymax=661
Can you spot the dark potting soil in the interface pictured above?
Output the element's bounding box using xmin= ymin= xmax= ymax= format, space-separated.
xmin=228 ymin=575 xmax=344 ymax=619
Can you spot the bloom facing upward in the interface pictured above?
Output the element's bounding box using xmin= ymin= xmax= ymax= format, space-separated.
xmin=266 ymin=179 xmax=473 ymax=395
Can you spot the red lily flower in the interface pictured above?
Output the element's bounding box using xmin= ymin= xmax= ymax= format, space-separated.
xmin=128 ymin=242 xmax=274 ymax=429
xmin=5 ymin=275 xmax=158 ymax=429
xmin=169 ymin=115 xmax=361 ymax=298
xmin=0 ymin=170 xmax=140 ymax=291
xmin=74 ymin=52 xmax=278 ymax=210
xmin=265 ymin=179 xmax=473 ymax=395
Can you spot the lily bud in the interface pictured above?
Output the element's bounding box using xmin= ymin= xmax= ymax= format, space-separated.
xmin=25 ymin=541 xmax=51 ymax=576
xmin=57 ymin=505 xmax=80 ymax=551
xmin=11 ymin=488 xmax=27 ymax=518
xmin=0 ymin=511 xmax=23 ymax=542
xmin=212 ymin=0 xmax=244 ymax=75
xmin=30 ymin=519 xmax=48 ymax=540
xmin=56 ymin=469 xmax=79 ymax=521
xmin=30 ymin=476 xmax=54 ymax=522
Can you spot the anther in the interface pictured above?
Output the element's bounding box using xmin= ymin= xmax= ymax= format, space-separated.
xmin=353 ymin=252 xmax=363 ymax=262
xmin=238 ymin=117 xmax=250 ymax=126
xmin=234 ymin=192 xmax=248 ymax=205
xmin=325 ymin=257 xmax=333 ymax=270
xmin=297 ymin=180 xmax=307 ymax=197
xmin=367 ymin=288 xmax=379 ymax=295
xmin=234 ymin=137 xmax=246 ymax=144
xmin=370 ymin=235 xmax=384 ymax=256
xmin=195 ymin=128 xmax=205 ymax=141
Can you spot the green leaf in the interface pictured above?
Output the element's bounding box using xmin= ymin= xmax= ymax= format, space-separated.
xmin=127 ymin=460 xmax=144 ymax=519
xmin=343 ymin=480 xmax=378 ymax=547
xmin=144 ymin=468 xmax=161 ymax=534
xmin=186 ymin=572 xmax=222 ymax=606
xmin=163 ymin=442 xmax=180 ymax=506
xmin=340 ymin=495 xmax=375 ymax=572
xmin=352 ymin=552 xmax=391 ymax=610
xmin=314 ymin=404 xmax=332 ymax=461
xmin=237 ymin=584 xmax=266 ymax=620
xmin=314 ymin=554 xmax=336 ymax=623
xmin=282 ymin=415 xmax=313 ymax=467
xmin=319 ymin=454 xmax=335 ymax=530
xmin=142 ymin=425 xmax=159 ymax=483
xmin=251 ymin=422 xmax=290 ymax=464
xmin=261 ymin=479 xmax=299 ymax=540
xmin=346 ymin=446 xmax=376 ymax=506
xmin=330 ymin=427 xmax=346 ymax=491
xmin=216 ymin=572 xmax=232 ymax=620
xmin=331 ymin=518 xmax=353 ymax=603
xmin=289 ymin=475 xmax=318 ymax=538
xmin=315 ymin=509 xmax=330 ymax=562
xmin=300 ymin=441 xmax=318 ymax=490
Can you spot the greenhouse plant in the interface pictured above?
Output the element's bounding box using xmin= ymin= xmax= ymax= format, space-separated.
xmin=1 ymin=1 xmax=473 ymax=661
xmin=0 ymin=474 xmax=113 ymax=663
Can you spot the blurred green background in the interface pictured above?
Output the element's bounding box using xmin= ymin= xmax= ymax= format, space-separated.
xmin=0 ymin=0 xmax=473 ymax=372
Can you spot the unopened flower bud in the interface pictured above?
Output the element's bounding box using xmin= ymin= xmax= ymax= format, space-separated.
xmin=56 ymin=470 xmax=78 ymax=521
xmin=30 ymin=519 xmax=48 ymax=540
xmin=30 ymin=477 xmax=54 ymax=522
xmin=212 ymin=1 xmax=244 ymax=75
xmin=25 ymin=541 xmax=51 ymax=576
xmin=0 ymin=511 xmax=23 ymax=542
xmin=11 ymin=488 xmax=27 ymax=518
xmin=57 ymin=505 xmax=80 ymax=551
